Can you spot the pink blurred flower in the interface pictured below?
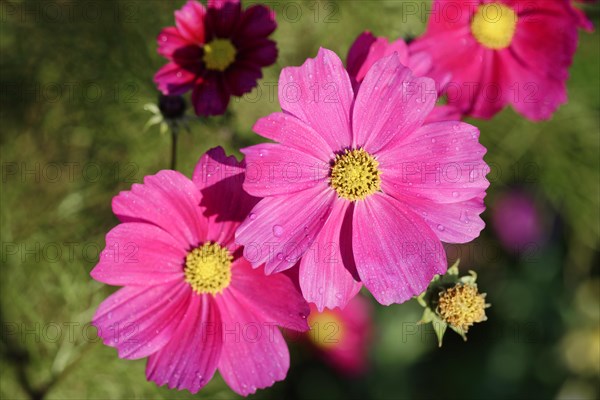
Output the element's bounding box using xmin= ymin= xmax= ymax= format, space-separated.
xmin=347 ymin=31 xmax=461 ymax=123
xmin=305 ymin=295 xmax=373 ymax=376
xmin=411 ymin=0 xmax=581 ymax=121
xmin=492 ymin=190 xmax=545 ymax=253
xmin=236 ymin=48 xmax=489 ymax=310
xmin=91 ymin=147 xmax=309 ymax=396
xmin=154 ymin=0 xmax=277 ymax=116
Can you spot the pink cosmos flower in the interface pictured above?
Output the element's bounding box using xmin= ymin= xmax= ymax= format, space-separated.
xmin=91 ymin=147 xmax=309 ymax=396
xmin=154 ymin=0 xmax=277 ymax=116
xmin=410 ymin=0 xmax=581 ymax=121
xmin=305 ymin=295 xmax=372 ymax=376
xmin=347 ymin=31 xmax=460 ymax=123
xmin=235 ymin=48 xmax=489 ymax=310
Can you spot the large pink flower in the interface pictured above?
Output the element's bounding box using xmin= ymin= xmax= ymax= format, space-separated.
xmin=347 ymin=31 xmax=461 ymax=123
xmin=236 ymin=48 xmax=489 ymax=310
xmin=410 ymin=0 xmax=581 ymax=121
xmin=91 ymin=147 xmax=309 ymax=396
xmin=154 ymin=0 xmax=277 ymax=116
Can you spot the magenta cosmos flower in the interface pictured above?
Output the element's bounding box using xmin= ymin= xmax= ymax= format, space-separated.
xmin=305 ymin=295 xmax=372 ymax=376
xmin=235 ymin=48 xmax=489 ymax=310
xmin=410 ymin=0 xmax=581 ymax=121
xmin=91 ymin=147 xmax=309 ymax=396
xmin=154 ymin=0 xmax=277 ymax=116
xmin=347 ymin=31 xmax=461 ymax=123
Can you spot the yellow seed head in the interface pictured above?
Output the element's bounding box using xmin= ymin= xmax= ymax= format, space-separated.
xmin=203 ymin=39 xmax=236 ymax=71
xmin=330 ymin=149 xmax=381 ymax=201
xmin=437 ymin=284 xmax=487 ymax=331
xmin=184 ymin=242 xmax=232 ymax=295
xmin=471 ymin=3 xmax=518 ymax=50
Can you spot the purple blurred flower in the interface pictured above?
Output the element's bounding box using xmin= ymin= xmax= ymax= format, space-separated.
xmin=492 ymin=191 xmax=544 ymax=253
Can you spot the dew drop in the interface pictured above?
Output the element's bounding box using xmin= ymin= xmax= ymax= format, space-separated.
xmin=249 ymin=213 xmax=257 ymax=220
xmin=273 ymin=225 xmax=284 ymax=237
xmin=437 ymin=224 xmax=445 ymax=232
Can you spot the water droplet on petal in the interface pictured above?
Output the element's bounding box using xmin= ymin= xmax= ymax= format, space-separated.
xmin=249 ymin=213 xmax=257 ymax=220
xmin=437 ymin=224 xmax=445 ymax=232
xmin=273 ymin=225 xmax=284 ymax=237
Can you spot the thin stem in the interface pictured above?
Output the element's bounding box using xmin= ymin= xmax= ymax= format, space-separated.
xmin=170 ymin=128 xmax=178 ymax=170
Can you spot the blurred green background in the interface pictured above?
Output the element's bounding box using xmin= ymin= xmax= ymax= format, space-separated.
xmin=1 ymin=0 xmax=599 ymax=399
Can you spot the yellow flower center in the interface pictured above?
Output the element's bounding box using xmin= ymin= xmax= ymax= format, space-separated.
xmin=184 ymin=242 xmax=232 ymax=295
xmin=437 ymin=284 xmax=488 ymax=332
xmin=471 ymin=3 xmax=518 ymax=50
xmin=330 ymin=149 xmax=381 ymax=201
xmin=307 ymin=310 xmax=344 ymax=349
xmin=202 ymin=39 xmax=236 ymax=71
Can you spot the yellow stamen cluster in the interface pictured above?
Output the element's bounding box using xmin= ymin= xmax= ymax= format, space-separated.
xmin=307 ymin=310 xmax=344 ymax=349
xmin=330 ymin=149 xmax=381 ymax=201
xmin=437 ymin=284 xmax=487 ymax=331
xmin=184 ymin=242 xmax=232 ymax=295
xmin=203 ymin=39 xmax=236 ymax=71
xmin=471 ymin=3 xmax=518 ymax=50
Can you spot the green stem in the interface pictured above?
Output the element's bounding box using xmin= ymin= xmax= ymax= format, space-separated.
xmin=170 ymin=129 xmax=178 ymax=170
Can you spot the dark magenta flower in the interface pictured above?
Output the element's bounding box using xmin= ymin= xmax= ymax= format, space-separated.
xmin=154 ymin=0 xmax=277 ymax=116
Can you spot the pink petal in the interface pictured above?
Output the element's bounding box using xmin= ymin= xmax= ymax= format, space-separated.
xmin=299 ymin=201 xmax=362 ymax=311
xmin=406 ymin=49 xmax=433 ymax=79
xmin=278 ymin=48 xmax=354 ymax=151
xmin=424 ymin=105 xmax=462 ymax=124
xmin=353 ymin=37 xmax=410 ymax=86
xmin=191 ymin=74 xmax=231 ymax=116
xmin=241 ymin=143 xmax=329 ymax=197
xmin=352 ymin=53 xmax=437 ymax=153
xmin=157 ymin=27 xmax=202 ymax=63
xmin=192 ymin=147 xmax=259 ymax=249
xmin=228 ymin=258 xmax=310 ymax=331
xmin=93 ymin=283 xmax=191 ymax=359
xmin=252 ymin=112 xmax=333 ymax=160
xmin=154 ymin=62 xmax=198 ymax=96
xmin=410 ymin=27 xmax=486 ymax=115
xmin=352 ymin=194 xmax=447 ymax=305
xmin=395 ymin=194 xmax=486 ymax=244
xmin=378 ymin=121 xmax=489 ymax=204
xmin=216 ymin=288 xmax=289 ymax=396
xmin=236 ymin=186 xmax=336 ymax=274
xmin=174 ymin=0 xmax=206 ymax=44
xmin=346 ymin=31 xmax=377 ymax=87
xmin=91 ymin=223 xmax=185 ymax=286
xmin=235 ymin=5 xmax=276 ymax=39
xmin=112 ymin=171 xmax=208 ymax=248
xmin=146 ymin=294 xmax=222 ymax=393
